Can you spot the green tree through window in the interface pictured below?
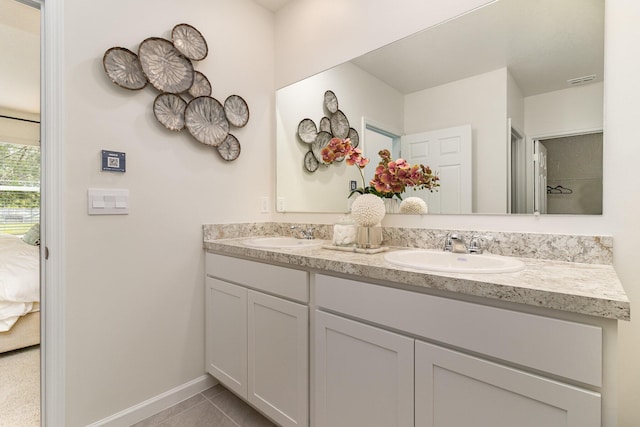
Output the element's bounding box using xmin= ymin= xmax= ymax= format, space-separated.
xmin=0 ymin=142 xmax=40 ymax=234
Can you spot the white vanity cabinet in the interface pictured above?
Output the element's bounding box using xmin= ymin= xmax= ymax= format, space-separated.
xmin=314 ymin=310 xmax=415 ymax=427
xmin=314 ymin=273 xmax=605 ymax=427
xmin=205 ymin=253 xmax=309 ymax=427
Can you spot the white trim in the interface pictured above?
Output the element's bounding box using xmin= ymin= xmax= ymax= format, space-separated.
xmin=85 ymin=375 xmax=217 ymax=427
xmin=530 ymin=127 xmax=603 ymax=142
xmin=40 ymin=0 xmax=65 ymax=426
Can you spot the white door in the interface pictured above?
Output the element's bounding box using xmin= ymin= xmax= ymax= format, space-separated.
xmin=205 ymin=278 xmax=248 ymax=398
xmin=534 ymin=140 xmax=548 ymax=214
xmin=401 ymin=125 xmax=472 ymax=214
xmin=415 ymin=340 xmax=600 ymax=427
xmin=247 ymin=290 xmax=308 ymax=427
xmin=314 ymin=310 xmax=414 ymax=427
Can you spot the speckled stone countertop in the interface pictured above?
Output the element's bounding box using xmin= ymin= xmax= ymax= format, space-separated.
xmin=203 ymin=234 xmax=630 ymax=322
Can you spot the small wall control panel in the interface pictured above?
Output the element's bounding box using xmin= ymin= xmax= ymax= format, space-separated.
xmin=87 ymin=188 xmax=129 ymax=215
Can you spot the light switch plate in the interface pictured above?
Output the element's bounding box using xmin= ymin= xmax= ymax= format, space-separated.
xmin=88 ymin=188 xmax=129 ymax=215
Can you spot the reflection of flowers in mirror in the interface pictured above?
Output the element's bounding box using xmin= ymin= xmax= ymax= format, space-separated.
xmin=371 ymin=149 xmax=439 ymax=200
xmin=321 ymin=137 xmax=368 ymax=167
xmin=321 ymin=139 xmax=439 ymax=201
xmin=321 ymin=137 xmax=370 ymax=191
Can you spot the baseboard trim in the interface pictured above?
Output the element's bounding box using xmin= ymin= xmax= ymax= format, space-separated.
xmin=86 ymin=374 xmax=217 ymax=427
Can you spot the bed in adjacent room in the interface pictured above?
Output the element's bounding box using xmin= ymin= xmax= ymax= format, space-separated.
xmin=0 ymin=228 xmax=40 ymax=353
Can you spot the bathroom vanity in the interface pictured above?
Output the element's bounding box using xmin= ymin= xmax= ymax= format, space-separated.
xmin=203 ymin=225 xmax=629 ymax=427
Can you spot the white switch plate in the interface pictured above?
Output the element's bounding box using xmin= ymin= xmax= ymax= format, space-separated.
xmin=277 ymin=197 xmax=285 ymax=212
xmin=88 ymin=188 xmax=129 ymax=215
xmin=260 ymin=196 xmax=269 ymax=213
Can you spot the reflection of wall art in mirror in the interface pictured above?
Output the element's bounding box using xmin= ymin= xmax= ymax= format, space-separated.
xmin=297 ymin=90 xmax=360 ymax=173
xmin=102 ymin=23 xmax=250 ymax=162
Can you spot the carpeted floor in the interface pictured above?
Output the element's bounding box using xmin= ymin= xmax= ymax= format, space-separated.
xmin=0 ymin=345 xmax=40 ymax=427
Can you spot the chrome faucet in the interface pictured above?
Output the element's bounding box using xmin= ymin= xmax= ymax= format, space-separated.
xmin=443 ymin=233 xmax=486 ymax=254
xmin=291 ymin=225 xmax=315 ymax=239
xmin=443 ymin=233 xmax=468 ymax=253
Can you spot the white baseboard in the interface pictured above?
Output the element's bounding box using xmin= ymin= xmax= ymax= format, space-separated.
xmin=86 ymin=375 xmax=217 ymax=427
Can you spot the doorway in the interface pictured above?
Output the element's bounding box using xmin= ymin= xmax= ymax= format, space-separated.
xmin=534 ymin=132 xmax=603 ymax=215
xmin=0 ymin=0 xmax=42 ymax=425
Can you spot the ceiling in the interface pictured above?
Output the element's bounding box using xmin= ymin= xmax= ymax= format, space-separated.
xmin=252 ymin=0 xmax=293 ymax=12
xmin=0 ymin=0 xmax=40 ymax=115
xmin=351 ymin=0 xmax=604 ymax=96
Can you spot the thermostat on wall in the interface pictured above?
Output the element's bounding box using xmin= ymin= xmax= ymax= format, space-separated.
xmin=101 ymin=150 xmax=126 ymax=172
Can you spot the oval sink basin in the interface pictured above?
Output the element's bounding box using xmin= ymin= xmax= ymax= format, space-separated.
xmin=384 ymin=249 xmax=525 ymax=274
xmin=242 ymin=236 xmax=326 ymax=249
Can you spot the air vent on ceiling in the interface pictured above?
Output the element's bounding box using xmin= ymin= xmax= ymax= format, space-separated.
xmin=567 ymin=75 xmax=597 ymax=86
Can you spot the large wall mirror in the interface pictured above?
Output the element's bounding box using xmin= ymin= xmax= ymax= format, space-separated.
xmin=276 ymin=0 xmax=604 ymax=215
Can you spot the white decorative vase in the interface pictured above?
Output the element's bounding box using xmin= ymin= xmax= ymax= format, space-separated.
xmin=355 ymin=226 xmax=383 ymax=249
xmin=399 ymin=197 xmax=428 ymax=214
xmin=383 ymin=198 xmax=400 ymax=213
xmin=350 ymin=194 xmax=385 ymax=227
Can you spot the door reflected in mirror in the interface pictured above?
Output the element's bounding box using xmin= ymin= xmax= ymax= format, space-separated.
xmin=276 ymin=0 xmax=604 ymax=215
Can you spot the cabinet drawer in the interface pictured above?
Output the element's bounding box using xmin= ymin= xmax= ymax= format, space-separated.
xmin=206 ymin=253 xmax=309 ymax=303
xmin=315 ymin=274 xmax=602 ymax=387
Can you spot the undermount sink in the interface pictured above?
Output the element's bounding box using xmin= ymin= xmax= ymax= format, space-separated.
xmin=242 ymin=236 xmax=326 ymax=249
xmin=384 ymin=249 xmax=525 ymax=274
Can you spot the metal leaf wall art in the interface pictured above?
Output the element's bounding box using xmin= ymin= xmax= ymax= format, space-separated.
xmin=297 ymin=90 xmax=359 ymax=172
xmin=102 ymin=23 xmax=248 ymax=162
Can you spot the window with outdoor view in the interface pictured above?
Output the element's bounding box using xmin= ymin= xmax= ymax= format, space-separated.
xmin=0 ymin=141 xmax=40 ymax=235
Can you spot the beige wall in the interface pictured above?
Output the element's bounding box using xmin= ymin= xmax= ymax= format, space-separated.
xmin=63 ymin=0 xmax=274 ymax=424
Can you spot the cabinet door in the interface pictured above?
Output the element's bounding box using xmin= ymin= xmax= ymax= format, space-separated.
xmin=415 ymin=340 xmax=601 ymax=427
xmin=205 ymin=278 xmax=247 ymax=398
xmin=314 ymin=310 xmax=414 ymax=427
xmin=248 ymin=290 xmax=308 ymax=427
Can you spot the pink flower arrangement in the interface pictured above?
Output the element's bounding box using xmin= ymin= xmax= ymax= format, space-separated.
xmin=321 ymin=137 xmax=369 ymax=168
xmin=370 ymin=149 xmax=439 ymax=199
xmin=320 ymin=139 xmax=439 ymax=200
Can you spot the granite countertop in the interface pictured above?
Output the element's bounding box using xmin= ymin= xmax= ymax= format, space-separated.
xmin=203 ymin=237 xmax=630 ymax=321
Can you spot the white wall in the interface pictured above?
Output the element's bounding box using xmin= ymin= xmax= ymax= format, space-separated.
xmin=404 ymin=68 xmax=508 ymax=213
xmin=603 ymin=1 xmax=640 ymax=424
xmin=507 ymin=71 xmax=524 ymax=133
xmin=274 ymin=0 xmax=640 ymax=423
xmin=276 ymin=61 xmax=403 ymax=212
xmin=524 ymin=82 xmax=604 ymax=138
xmin=63 ymin=0 xmax=274 ymax=425
xmin=0 ymin=108 xmax=40 ymax=147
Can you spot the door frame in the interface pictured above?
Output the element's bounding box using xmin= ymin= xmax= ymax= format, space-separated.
xmin=529 ymin=127 xmax=603 ymax=215
xmin=34 ymin=0 xmax=66 ymax=425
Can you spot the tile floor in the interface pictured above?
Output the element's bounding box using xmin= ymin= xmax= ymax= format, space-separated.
xmin=130 ymin=384 xmax=276 ymax=427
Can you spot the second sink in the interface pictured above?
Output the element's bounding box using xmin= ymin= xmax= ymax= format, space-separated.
xmin=384 ymin=249 xmax=525 ymax=274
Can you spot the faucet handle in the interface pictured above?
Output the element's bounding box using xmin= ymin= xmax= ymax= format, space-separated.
xmin=290 ymin=225 xmax=315 ymax=239
xmin=443 ymin=232 xmax=453 ymax=251
xmin=468 ymin=234 xmax=487 ymax=254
